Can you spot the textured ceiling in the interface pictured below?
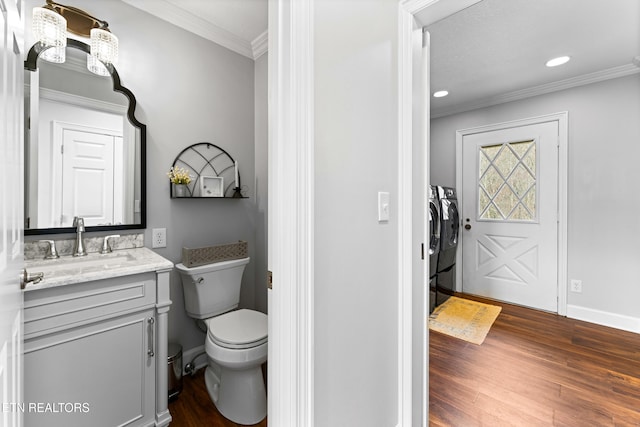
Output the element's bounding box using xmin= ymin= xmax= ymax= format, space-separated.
xmin=425 ymin=0 xmax=640 ymax=117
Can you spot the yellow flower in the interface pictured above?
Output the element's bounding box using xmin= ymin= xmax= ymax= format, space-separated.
xmin=167 ymin=166 xmax=192 ymax=185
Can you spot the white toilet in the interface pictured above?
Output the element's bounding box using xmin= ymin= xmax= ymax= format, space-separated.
xmin=175 ymin=257 xmax=267 ymax=425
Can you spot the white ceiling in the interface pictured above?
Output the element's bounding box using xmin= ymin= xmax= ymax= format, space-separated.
xmin=424 ymin=0 xmax=640 ymax=117
xmin=122 ymin=0 xmax=639 ymax=117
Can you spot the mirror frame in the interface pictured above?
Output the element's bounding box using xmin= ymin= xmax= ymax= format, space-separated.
xmin=24 ymin=39 xmax=146 ymax=235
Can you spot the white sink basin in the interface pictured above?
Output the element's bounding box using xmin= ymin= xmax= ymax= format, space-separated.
xmin=25 ymin=251 xmax=139 ymax=281
xmin=38 ymin=252 xmax=135 ymax=272
xmin=23 ymin=247 xmax=174 ymax=291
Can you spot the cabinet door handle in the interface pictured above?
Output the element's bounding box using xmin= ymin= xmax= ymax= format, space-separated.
xmin=147 ymin=317 xmax=155 ymax=357
xmin=19 ymin=269 xmax=44 ymax=289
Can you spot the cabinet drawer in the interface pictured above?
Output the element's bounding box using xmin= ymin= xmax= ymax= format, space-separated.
xmin=24 ymin=273 xmax=156 ymax=339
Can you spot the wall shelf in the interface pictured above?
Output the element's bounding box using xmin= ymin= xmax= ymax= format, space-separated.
xmin=169 ymin=142 xmax=247 ymax=199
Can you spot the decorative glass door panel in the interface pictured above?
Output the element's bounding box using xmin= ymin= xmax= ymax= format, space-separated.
xmin=478 ymin=140 xmax=536 ymax=221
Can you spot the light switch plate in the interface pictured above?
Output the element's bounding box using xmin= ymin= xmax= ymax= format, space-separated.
xmin=378 ymin=192 xmax=390 ymax=222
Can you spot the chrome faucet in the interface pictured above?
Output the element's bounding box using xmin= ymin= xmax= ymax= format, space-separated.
xmin=72 ymin=216 xmax=87 ymax=257
xmin=101 ymin=235 xmax=120 ymax=254
xmin=39 ymin=239 xmax=59 ymax=259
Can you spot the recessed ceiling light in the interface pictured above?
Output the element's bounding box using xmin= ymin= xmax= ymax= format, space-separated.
xmin=433 ymin=90 xmax=449 ymax=98
xmin=546 ymin=56 xmax=571 ymax=67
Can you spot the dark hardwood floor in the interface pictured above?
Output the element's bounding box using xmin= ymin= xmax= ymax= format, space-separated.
xmin=168 ymin=368 xmax=267 ymax=427
xmin=169 ymin=296 xmax=639 ymax=426
xmin=430 ymin=294 xmax=640 ymax=426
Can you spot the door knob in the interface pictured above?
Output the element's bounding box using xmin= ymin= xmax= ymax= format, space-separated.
xmin=464 ymin=224 xmax=471 ymax=230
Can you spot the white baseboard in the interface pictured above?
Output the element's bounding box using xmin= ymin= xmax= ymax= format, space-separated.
xmin=566 ymin=305 xmax=640 ymax=334
xmin=181 ymin=345 xmax=208 ymax=374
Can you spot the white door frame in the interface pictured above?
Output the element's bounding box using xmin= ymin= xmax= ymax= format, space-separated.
xmin=455 ymin=112 xmax=569 ymax=315
xmin=270 ymin=0 xmax=485 ymax=425
xmin=399 ymin=1 xmax=483 ymax=426
xmin=267 ymin=1 xmax=314 ymax=426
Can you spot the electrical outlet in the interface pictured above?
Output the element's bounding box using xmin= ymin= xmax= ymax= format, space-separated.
xmin=570 ymin=279 xmax=582 ymax=293
xmin=152 ymin=228 xmax=166 ymax=248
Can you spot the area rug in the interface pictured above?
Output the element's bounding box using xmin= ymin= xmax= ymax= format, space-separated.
xmin=429 ymin=296 xmax=502 ymax=345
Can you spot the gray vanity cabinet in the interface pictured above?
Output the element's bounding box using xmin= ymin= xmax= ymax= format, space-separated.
xmin=23 ymin=269 xmax=172 ymax=427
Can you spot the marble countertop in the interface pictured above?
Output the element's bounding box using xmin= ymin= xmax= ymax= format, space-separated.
xmin=23 ymin=247 xmax=174 ymax=292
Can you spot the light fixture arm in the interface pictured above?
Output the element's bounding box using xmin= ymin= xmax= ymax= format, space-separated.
xmin=43 ymin=0 xmax=110 ymax=37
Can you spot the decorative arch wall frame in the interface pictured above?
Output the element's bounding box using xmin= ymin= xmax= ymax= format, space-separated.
xmin=170 ymin=142 xmax=245 ymax=198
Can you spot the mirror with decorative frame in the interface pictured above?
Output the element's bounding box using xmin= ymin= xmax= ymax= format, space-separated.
xmin=24 ymin=39 xmax=146 ymax=235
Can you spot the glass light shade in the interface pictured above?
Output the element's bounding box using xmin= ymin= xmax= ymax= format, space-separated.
xmin=90 ymin=28 xmax=118 ymax=65
xmin=40 ymin=45 xmax=66 ymax=63
xmin=87 ymin=54 xmax=110 ymax=76
xmin=32 ymin=7 xmax=67 ymax=62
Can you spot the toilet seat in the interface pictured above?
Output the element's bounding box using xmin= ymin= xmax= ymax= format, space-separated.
xmin=206 ymin=309 xmax=267 ymax=350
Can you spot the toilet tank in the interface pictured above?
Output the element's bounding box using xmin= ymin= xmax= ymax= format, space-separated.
xmin=175 ymin=257 xmax=250 ymax=319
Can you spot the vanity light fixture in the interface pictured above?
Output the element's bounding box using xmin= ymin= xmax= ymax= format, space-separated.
xmin=86 ymin=53 xmax=110 ymax=76
xmin=32 ymin=6 xmax=67 ymax=63
xmin=433 ymin=90 xmax=449 ymax=98
xmin=32 ymin=0 xmax=118 ymax=74
xmin=89 ymin=28 xmax=118 ymax=68
xmin=545 ymin=56 xmax=571 ymax=67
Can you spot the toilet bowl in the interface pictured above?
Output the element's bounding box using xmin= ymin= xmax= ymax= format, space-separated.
xmin=204 ymin=309 xmax=267 ymax=425
xmin=175 ymin=257 xmax=267 ymax=425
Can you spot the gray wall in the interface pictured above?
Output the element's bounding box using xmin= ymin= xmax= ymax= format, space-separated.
xmin=24 ymin=0 xmax=262 ymax=352
xmin=431 ymin=73 xmax=640 ymax=321
xmin=314 ymin=0 xmax=399 ymax=425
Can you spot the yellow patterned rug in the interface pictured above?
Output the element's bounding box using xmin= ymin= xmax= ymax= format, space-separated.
xmin=429 ymin=296 xmax=502 ymax=345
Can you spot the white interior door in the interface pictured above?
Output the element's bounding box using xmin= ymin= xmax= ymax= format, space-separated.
xmin=0 ymin=0 xmax=24 ymax=425
xmin=461 ymin=120 xmax=559 ymax=312
xmin=57 ymin=125 xmax=118 ymax=226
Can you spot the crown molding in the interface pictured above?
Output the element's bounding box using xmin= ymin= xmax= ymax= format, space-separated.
xmin=122 ymin=0 xmax=255 ymax=59
xmin=401 ymin=0 xmax=439 ymax=14
xmin=58 ymin=53 xmax=91 ymax=75
xmin=251 ymin=30 xmax=268 ymax=60
xmin=432 ymin=64 xmax=640 ymax=119
xmin=39 ymin=87 xmax=127 ymax=116
xmin=406 ymin=0 xmax=482 ymax=26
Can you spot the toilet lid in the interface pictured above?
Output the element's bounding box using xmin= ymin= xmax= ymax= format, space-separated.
xmin=206 ymin=309 xmax=268 ymax=349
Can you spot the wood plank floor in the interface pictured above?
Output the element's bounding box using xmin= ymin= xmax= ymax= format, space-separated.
xmin=168 ymin=368 xmax=267 ymax=427
xmin=169 ymin=295 xmax=639 ymax=426
xmin=430 ymin=294 xmax=640 ymax=426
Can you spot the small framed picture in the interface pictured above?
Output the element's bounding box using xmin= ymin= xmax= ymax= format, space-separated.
xmin=200 ymin=176 xmax=224 ymax=197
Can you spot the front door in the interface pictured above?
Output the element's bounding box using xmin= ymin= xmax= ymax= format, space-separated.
xmin=461 ymin=120 xmax=559 ymax=312
xmin=0 ymin=0 xmax=24 ymax=425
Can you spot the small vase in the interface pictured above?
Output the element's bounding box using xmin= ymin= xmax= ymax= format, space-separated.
xmin=173 ymin=183 xmax=188 ymax=198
